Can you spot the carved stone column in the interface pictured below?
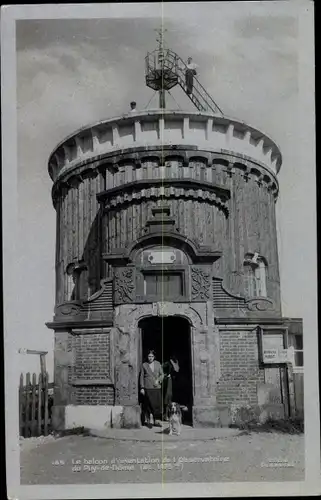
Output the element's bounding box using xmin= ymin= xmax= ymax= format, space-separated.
xmin=192 ymin=323 xmax=219 ymax=426
xmin=113 ymin=308 xmax=142 ymax=428
xmin=52 ymin=330 xmax=73 ymax=430
xmin=114 ymin=326 xmax=139 ymax=406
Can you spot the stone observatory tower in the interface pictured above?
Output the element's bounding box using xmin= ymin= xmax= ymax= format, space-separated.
xmin=47 ymin=36 xmax=302 ymax=430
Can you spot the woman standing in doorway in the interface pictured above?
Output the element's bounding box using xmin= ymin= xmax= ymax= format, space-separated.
xmin=139 ymin=350 xmax=164 ymax=428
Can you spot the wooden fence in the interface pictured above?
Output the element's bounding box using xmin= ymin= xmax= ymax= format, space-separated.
xmin=19 ymin=372 xmax=54 ymax=437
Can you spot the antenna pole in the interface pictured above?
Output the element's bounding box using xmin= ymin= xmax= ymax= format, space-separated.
xmin=159 ymin=89 xmax=166 ymax=109
xmin=155 ymin=27 xmax=167 ymax=109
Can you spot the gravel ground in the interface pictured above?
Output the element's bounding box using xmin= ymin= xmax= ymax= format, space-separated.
xmin=20 ymin=435 xmax=60 ymax=453
xmin=20 ymin=431 xmax=305 ymax=484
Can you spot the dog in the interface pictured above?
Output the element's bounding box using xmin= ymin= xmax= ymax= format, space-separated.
xmin=168 ymin=402 xmax=182 ymax=436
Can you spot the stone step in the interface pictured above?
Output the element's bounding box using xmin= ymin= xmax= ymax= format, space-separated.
xmin=89 ymin=423 xmax=241 ymax=442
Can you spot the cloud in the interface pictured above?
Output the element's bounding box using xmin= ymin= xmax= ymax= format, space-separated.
xmin=234 ymin=14 xmax=298 ymax=40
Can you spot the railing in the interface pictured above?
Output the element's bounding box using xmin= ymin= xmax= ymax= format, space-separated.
xmin=145 ymin=49 xmax=223 ymax=115
xmin=166 ymin=49 xmax=223 ymax=115
xmin=19 ymin=372 xmax=54 ymax=437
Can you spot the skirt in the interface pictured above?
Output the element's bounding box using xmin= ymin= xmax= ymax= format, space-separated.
xmin=143 ymin=388 xmax=163 ymax=419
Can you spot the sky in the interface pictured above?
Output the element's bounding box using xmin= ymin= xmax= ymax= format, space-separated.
xmin=14 ymin=2 xmax=315 ymax=378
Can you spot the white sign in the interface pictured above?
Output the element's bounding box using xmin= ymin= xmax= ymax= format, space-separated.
xmin=147 ymin=250 xmax=176 ymax=264
xmin=262 ymin=347 xmax=293 ymax=364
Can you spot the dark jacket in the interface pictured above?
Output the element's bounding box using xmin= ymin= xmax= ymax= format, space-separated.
xmin=140 ymin=361 xmax=164 ymax=390
xmin=163 ymin=359 xmax=180 ymax=404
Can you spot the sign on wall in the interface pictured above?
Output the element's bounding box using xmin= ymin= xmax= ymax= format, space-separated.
xmin=258 ymin=326 xmax=293 ymax=364
xmin=262 ymin=347 xmax=294 ymax=364
xmin=147 ymin=250 xmax=176 ymax=264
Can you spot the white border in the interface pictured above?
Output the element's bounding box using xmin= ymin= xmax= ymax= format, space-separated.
xmin=2 ymin=2 xmax=319 ymax=498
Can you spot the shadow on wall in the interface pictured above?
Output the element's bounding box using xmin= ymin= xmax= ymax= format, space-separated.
xmin=67 ymin=207 xmax=103 ymax=302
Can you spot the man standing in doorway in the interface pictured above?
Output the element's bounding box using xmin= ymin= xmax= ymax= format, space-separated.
xmin=163 ymin=354 xmax=180 ymax=420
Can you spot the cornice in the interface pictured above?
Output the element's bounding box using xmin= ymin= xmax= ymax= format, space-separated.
xmin=51 ymin=148 xmax=279 ymax=207
xmin=46 ymin=319 xmax=113 ymax=330
xmin=97 ymin=178 xmax=230 ymax=214
xmin=48 ymin=110 xmax=282 ymax=181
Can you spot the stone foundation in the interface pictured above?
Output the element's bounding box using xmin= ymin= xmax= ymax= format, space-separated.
xmin=193 ymin=405 xmax=231 ymax=428
xmin=52 ymin=405 xmax=127 ymax=431
xmin=52 ymin=401 xmax=290 ymax=432
xmin=192 ymin=403 xmax=287 ymax=428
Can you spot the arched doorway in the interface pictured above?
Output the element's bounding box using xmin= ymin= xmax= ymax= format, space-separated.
xmin=138 ymin=315 xmax=193 ymax=424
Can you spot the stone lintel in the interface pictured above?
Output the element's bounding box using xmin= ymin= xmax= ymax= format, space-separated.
xmin=215 ymin=317 xmax=285 ymax=325
xmin=71 ymin=327 xmax=112 ymax=335
xmin=46 ymin=319 xmax=113 ymax=330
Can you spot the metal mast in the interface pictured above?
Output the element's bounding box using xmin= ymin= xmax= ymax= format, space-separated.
xmin=155 ymin=27 xmax=167 ymax=109
xmin=145 ymin=30 xmax=224 ymax=115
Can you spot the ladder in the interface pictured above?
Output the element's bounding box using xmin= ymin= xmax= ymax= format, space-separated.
xmin=162 ymin=49 xmax=223 ymax=115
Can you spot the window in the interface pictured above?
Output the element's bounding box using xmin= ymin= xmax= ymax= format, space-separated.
xmin=144 ymin=272 xmax=183 ymax=299
xmin=289 ymin=334 xmax=304 ymax=371
xmin=71 ymin=268 xmax=82 ymax=300
xmin=78 ymin=267 xmax=89 ymax=300
xmin=244 ymin=253 xmax=267 ymax=297
xmin=67 ymin=273 xmax=75 ymax=301
xmin=66 ymin=263 xmax=88 ymax=301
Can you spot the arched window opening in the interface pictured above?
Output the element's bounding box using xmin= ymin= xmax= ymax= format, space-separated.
xmin=66 ymin=263 xmax=89 ymax=301
xmin=78 ymin=266 xmax=89 ymax=300
xmin=243 ymin=253 xmax=267 ymax=298
xmin=66 ymin=268 xmax=75 ymax=301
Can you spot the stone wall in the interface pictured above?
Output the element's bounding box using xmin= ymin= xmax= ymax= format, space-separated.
xmin=73 ymin=333 xmax=111 ymax=380
xmin=216 ymin=329 xmax=265 ymax=408
xmin=71 ymin=331 xmax=114 ymax=405
xmin=73 ymin=386 xmax=114 ymax=405
xmin=52 ymin=320 xmax=291 ymax=428
xmin=53 ymin=328 xmax=115 ymax=407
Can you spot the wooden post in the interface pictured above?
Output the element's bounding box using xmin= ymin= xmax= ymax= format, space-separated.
xmin=40 ymin=354 xmax=46 ymax=376
xmin=280 ymin=365 xmax=289 ymax=418
xmin=31 ymin=373 xmax=37 ymax=437
xmin=44 ymin=372 xmax=49 ymax=436
xmin=19 ymin=373 xmax=24 ymax=437
xmin=25 ymin=372 xmax=31 ymax=438
xmin=37 ymin=373 xmax=42 ymax=436
xmin=287 ymin=362 xmax=296 ymax=418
